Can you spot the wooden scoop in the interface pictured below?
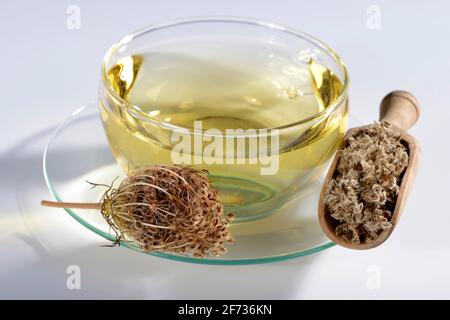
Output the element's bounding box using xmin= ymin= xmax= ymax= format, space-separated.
xmin=318 ymin=90 xmax=421 ymax=249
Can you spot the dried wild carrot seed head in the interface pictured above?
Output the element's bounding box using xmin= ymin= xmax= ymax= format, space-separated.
xmin=100 ymin=165 xmax=234 ymax=257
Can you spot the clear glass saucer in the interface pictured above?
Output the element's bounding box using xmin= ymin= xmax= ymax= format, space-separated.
xmin=43 ymin=105 xmax=337 ymax=264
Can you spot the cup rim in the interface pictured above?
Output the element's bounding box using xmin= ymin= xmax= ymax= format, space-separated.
xmin=101 ymin=16 xmax=349 ymax=133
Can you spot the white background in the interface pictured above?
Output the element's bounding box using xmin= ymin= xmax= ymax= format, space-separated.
xmin=0 ymin=0 xmax=448 ymax=299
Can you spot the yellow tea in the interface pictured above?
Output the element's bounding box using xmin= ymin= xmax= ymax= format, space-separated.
xmin=99 ymin=42 xmax=348 ymax=221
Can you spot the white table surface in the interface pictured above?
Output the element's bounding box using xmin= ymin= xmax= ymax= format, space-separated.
xmin=1 ymin=0 xmax=448 ymax=299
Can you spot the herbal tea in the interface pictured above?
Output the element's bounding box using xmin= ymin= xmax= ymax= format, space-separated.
xmin=99 ymin=42 xmax=348 ymax=220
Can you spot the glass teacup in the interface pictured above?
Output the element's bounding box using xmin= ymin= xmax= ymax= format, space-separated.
xmin=99 ymin=17 xmax=348 ymax=222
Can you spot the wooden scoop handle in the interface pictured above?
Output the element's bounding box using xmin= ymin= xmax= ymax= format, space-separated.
xmin=380 ymin=91 xmax=420 ymax=131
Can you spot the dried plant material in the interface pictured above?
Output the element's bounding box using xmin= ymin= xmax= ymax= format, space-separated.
xmin=42 ymin=165 xmax=234 ymax=257
xmin=323 ymin=121 xmax=409 ymax=244
xmin=99 ymin=165 xmax=234 ymax=257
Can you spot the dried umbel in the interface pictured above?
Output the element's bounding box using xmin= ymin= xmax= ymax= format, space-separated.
xmin=42 ymin=165 xmax=234 ymax=257
xmin=323 ymin=121 xmax=409 ymax=244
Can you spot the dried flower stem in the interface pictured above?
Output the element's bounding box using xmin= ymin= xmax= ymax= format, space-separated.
xmin=41 ymin=200 xmax=101 ymax=210
xmin=41 ymin=165 xmax=234 ymax=257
